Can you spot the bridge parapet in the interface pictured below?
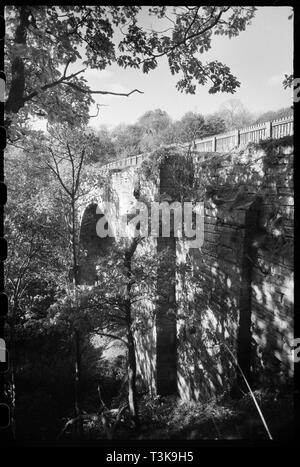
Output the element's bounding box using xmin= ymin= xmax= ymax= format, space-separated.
xmin=99 ymin=114 xmax=293 ymax=173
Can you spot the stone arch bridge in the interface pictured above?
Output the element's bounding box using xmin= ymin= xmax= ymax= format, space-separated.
xmin=77 ymin=116 xmax=294 ymax=401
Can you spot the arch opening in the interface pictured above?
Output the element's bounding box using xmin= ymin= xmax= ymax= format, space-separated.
xmin=79 ymin=203 xmax=114 ymax=285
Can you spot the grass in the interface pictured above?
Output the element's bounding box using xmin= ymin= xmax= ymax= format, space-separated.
xmin=54 ymin=386 xmax=293 ymax=441
xmin=136 ymin=388 xmax=294 ymax=440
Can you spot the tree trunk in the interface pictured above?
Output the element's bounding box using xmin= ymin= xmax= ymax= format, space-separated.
xmin=73 ymin=329 xmax=84 ymax=439
xmin=9 ymin=301 xmax=17 ymax=440
xmin=71 ymin=197 xmax=84 ymax=438
xmin=5 ymin=7 xmax=30 ymax=124
xmin=126 ymin=319 xmax=140 ymax=431
xmin=124 ymin=242 xmax=140 ymax=431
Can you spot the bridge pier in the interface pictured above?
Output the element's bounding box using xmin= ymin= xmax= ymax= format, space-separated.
xmin=156 ymin=236 xmax=177 ymax=396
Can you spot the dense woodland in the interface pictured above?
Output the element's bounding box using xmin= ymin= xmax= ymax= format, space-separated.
xmin=3 ymin=6 xmax=294 ymax=442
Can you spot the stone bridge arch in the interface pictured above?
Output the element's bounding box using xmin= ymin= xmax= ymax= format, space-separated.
xmin=78 ymin=201 xmax=115 ymax=285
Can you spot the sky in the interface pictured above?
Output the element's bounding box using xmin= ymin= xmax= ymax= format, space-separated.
xmin=32 ymin=6 xmax=293 ymax=131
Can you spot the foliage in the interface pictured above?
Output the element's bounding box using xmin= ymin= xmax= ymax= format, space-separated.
xmin=283 ymin=73 xmax=293 ymax=89
xmin=109 ymin=109 xmax=229 ymax=159
xmin=5 ymin=145 xmax=68 ymax=324
xmin=137 ymin=146 xmax=177 ymax=184
xmin=54 ymin=241 xmax=174 ymax=339
xmin=217 ymin=98 xmax=253 ymax=130
xmin=254 ymin=107 xmax=292 ymax=124
xmin=86 ymin=126 xmax=117 ymax=164
xmin=136 ymin=109 xmax=173 ymax=153
xmin=138 ymin=388 xmax=293 ymax=440
xmin=250 ymin=134 xmax=294 ymax=156
xmin=172 ymin=112 xmax=205 ymax=145
xmin=90 ymin=101 xmax=291 ymax=162
xmin=3 ymin=3 xmax=293 ymax=436
xmin=202 ymin=114 xmax=227 ymax=136
xmin=5 ymin=123 xmax=119 ymax=439
xmin=13 ymin=324 xmax=126 ymax=440
xmin=138 ymin=146 xmax=197 ymax=203
xmin=94 ymin=100 xmax=291 ymax=163
xmin=5 ymin=6 xmax=256 ymax=139
xmin=138 ymin=109 xmax=172 ymax=136
xmin=112 ymin=123 xmax=144 ymax=159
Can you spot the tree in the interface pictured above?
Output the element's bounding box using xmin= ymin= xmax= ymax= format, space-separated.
xmin=112 ymin=123 xmax=144 ymax=159
xmin=79 ymin=240 xmax=148 ymax=431
xmin=32 ymin=123 xmax=103 ymax=438
xmin=161 ymin=111 xmax=226 ymax=148
xmin=138 ymin=109 xmax=172 ymax=136
xmin=5 ymin=6 xmax=256 ymax=139
xmin=176 ymin=112 xmax=205 ymax=146
xmin=283 ymin=74 xmax=294 ymax=90
xmin=254 ymin=107 xmax=292 ymax=124
xmin=109 ymin=108 xmax=229 ymax=159
xmin=5 ymin=144 xmax=68 ymax=438
xmin=137 ymin=109 xmax=173 ymax=153
xmin=50 ymin=240 xmax=142 ymax=431
xmin=217 ymin=98 xmax=254 ymax=130
xmin=86 ymin=126 xmax=117 ymax=164
xmin=202 ymin=114 xmax=227 ymax=137
xmin=64 ymin=234 xmax=176 ymax=433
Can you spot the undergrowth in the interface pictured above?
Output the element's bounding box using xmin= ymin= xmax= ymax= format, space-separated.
xmin=136 ymin=388 xmax=294 ymax=440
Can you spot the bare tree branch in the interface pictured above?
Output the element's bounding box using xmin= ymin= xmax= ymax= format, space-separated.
xmin=140 ymin=6 xmax=228 ymax=64
xmin=46 ymin=147 xmax=72 ymax=197
xmin=93 ymin=329 xmax=128 ymax=346
xmin=64 ymin=81 xmax=144 ymax=97
xmin=23 ymin=68 xmax=86 ymax=103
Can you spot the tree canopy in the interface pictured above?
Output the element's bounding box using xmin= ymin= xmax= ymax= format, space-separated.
xmin=5 ymin=5 xmax=256 ymax=139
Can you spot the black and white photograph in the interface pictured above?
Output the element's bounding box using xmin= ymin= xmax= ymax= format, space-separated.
xmin=0 ymin=4 xmax=296 ymax=449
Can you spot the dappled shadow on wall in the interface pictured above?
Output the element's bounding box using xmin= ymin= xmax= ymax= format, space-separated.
xmin=175 ymin=138 xmax=294 ymax=400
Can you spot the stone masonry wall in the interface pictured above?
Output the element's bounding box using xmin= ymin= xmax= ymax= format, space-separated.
xmin=174 ymin=138 xmax=293 ymax=400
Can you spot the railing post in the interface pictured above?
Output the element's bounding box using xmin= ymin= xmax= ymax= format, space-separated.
xmin=265 ymin=121 xmax=272 ymax=139
xmin=212 ymin=136 xmax=217 ymax=152
xmin=235 ymin=129 xmax=240 ymax=147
